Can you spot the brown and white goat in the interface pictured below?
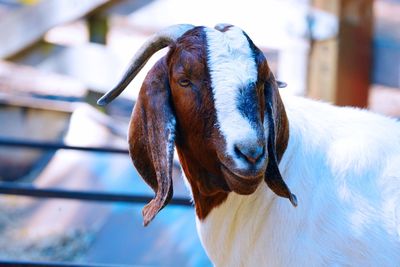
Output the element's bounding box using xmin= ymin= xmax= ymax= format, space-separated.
xmin=99 ymin=24 xmax=400 ymax=266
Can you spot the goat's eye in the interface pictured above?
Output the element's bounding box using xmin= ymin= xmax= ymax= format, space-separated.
xmin=178 ymin=79 xmax=192 ymax=87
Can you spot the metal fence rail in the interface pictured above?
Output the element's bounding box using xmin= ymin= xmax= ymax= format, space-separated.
xmin=0 ymin=137 xmax=129 ymax=154
xmin=0 ymin=260 xmax=128 ymax=267
xmin=0 ymin=136 xmax=193 ymax=267
xmin=0 ymin=181 xmax=192 ymax=206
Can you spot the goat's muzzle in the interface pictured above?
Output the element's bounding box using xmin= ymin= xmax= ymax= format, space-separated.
xmin=220 ymin=163 xmax=265 ymax=195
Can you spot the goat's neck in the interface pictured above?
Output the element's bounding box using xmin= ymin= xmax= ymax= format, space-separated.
xmin=175 ymin=147 xmax=229 ymax=220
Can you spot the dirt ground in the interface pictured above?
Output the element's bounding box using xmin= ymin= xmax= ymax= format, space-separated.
xmin=0 ymin=196 xmax=94 ymax=262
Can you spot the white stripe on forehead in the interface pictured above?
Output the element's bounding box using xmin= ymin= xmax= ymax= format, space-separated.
xmin=205 ymin=26 xmax=259 ymax=168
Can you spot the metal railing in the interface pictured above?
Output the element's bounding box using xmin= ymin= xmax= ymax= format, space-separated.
xmin=0 ymin=136 xmax=193 ymax=267
xmin=0 ymin=137 xmax=130 ymax=154
xmin=0 ymin=259 xmax=129 ymax=267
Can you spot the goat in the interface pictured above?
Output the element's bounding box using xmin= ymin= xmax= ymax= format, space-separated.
xmin=98 ymin=24 xmax=400 ymax=266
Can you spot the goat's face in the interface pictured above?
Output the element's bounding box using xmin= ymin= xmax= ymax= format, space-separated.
xmin=168 ymin=26 xmax=268 ymax=196
xmin=98 ymin=24 xmax=296 ymax=225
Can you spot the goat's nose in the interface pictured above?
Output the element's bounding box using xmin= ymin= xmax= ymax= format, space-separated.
xmin=234 ymin=143 xmax=265 ymax=164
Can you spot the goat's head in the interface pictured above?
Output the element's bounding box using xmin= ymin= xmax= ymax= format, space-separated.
xmin=98 ymin=24 xmax=297 ymax=226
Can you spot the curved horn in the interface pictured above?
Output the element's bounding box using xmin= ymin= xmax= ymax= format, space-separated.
xmin=97 ymin=24 xmax=195 ymax=106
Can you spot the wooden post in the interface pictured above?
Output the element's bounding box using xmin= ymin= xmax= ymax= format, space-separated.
xmin=87 ymin=13 xmax=109 ymax=44
xmin=0 ymin=0 xmax=113 ymax=59
xmin=308 ymin=0 xmax=373 ymax=107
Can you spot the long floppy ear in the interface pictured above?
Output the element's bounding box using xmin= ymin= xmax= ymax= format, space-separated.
xmin=264 ymin=80 xmax=298 ymax=207
xmin=129 ymin=58 xmax=176 ymax=226
xmin=97 ymin=24 xmax=195 ymax=226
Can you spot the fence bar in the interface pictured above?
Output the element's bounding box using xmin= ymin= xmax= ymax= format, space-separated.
xmin=0 ymin=182 xmax=192 ymax=206
xmin=0 ymin=137 xmax=129 ymax=154
xmin=0 ymin=260 xmax=125 ymax=267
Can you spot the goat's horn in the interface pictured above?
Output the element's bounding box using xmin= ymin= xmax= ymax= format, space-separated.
xmin=277 ymin=81 xmax=287 ymax=88
xmin=97 ymin=24 xmax=195 ymax=106
xmin=215 ymin=23 xmax=233 ymax=32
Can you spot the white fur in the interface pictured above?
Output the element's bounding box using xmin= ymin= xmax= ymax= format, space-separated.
xmin=197 ymin=93 xmax=400 ymax=266
xmin=205 ymin=27 xmax=258 ymax=169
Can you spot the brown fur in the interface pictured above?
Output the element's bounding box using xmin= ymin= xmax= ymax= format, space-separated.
xmin=256 ymin=55 xmax=289 ymax=162
xmin=128 ymin=27 xmax=291 ymax=224
xmin=168 ymin=28 xmax=230 ymax=219
xmin=128 ymin=59 xmax=176 ymax=226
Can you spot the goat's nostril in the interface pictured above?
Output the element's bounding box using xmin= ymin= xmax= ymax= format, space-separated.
xmin=234 ymin=143 xmax=265 ymax=164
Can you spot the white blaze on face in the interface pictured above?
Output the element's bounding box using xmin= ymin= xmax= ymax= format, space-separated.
xmin=205 ymin=26 xmax=259 ymax=169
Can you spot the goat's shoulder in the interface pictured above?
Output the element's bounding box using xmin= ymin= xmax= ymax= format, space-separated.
xmin=281 ymin=93 xmax=400 ymax=163
xmin=280 ymin=93 xmax=400 ymax=263
xmin=281 ymin=92 xmax=400 ymax=196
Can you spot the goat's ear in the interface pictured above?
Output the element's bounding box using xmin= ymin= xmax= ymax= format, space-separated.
xmin=128 ymin=58 xmax=176 ymax=226
xmin=264 ymin=82 xmax=297 ymax=207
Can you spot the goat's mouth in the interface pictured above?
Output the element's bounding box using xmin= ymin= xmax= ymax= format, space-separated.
xmin=220 ymin=164 xmax=263 ymax=195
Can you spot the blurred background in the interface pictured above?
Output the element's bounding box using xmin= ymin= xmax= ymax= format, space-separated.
xmin=0 ymin=0 xmax=399 ymax=266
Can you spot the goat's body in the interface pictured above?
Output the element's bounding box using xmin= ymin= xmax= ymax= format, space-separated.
xmin=99 ymin=23 xmax=400 ymax=266
xmin=196 ymin=93 xmax=400 ymax=266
